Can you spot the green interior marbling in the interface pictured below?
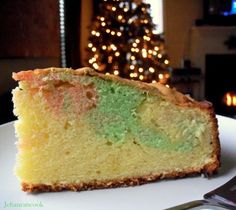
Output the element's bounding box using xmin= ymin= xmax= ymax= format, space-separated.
xmin=79 ymin=76 xmax=201 ymax=152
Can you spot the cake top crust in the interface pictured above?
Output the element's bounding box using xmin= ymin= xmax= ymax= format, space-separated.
xmin=12 ymin=67 xmax=211 ymax=110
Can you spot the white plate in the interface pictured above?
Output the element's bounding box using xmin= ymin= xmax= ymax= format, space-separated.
xmin=0 ymin=115 xmax=236 ymax=210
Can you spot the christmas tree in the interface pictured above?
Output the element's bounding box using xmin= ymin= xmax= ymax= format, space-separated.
xmin=86 ymin=0 xmax=170 ymax=84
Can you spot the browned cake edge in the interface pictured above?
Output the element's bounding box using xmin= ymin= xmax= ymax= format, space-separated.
xmin=21 ymin=163 xmax=219 ymax=193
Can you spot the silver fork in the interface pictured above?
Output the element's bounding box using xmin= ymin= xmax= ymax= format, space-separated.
xmin=165 ymin=176 xmax=236 ymax=210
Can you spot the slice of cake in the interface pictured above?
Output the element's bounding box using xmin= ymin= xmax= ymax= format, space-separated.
xmin=12 ymin=67 xmax=220 ymax=192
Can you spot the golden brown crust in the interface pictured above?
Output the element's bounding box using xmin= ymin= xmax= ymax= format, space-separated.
xmin=207 ymin=106 xmax=221 ymax=172
xmin=21 ymin=165 xmax=218 ymax=193
xmin=12 ymin=67 xmax=209 ymax=109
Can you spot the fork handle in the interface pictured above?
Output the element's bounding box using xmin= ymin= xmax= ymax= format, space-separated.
xmin=204 ymin=176 xmax=236 ymax=208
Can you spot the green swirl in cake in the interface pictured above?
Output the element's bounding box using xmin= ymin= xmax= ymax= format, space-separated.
xmin=79 ymin=76 xmax=207 ymax=152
